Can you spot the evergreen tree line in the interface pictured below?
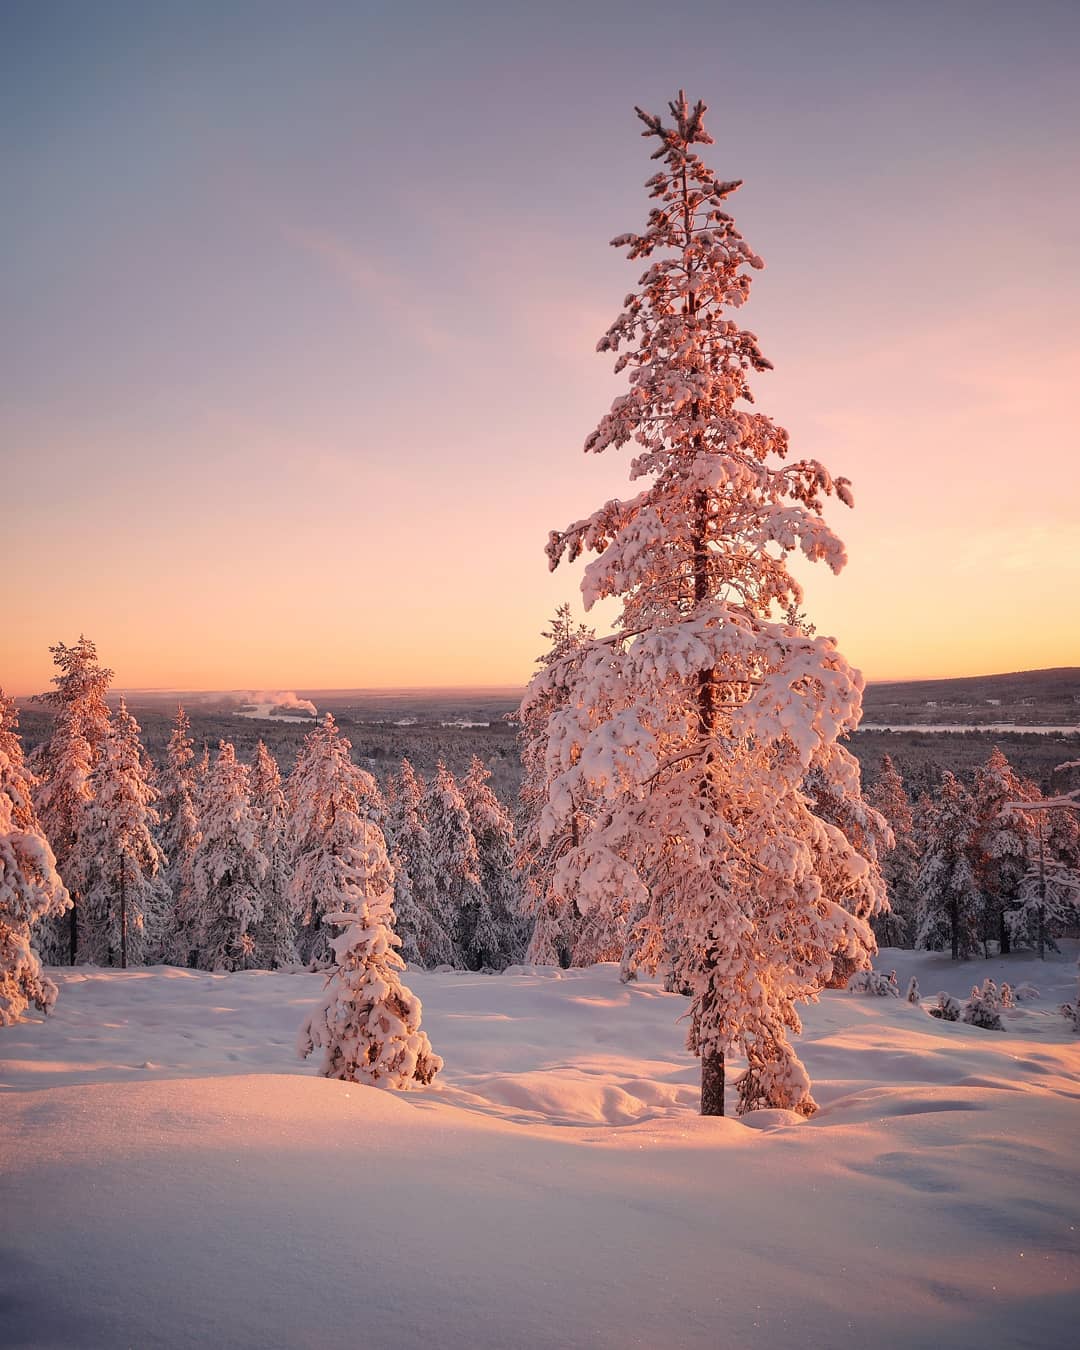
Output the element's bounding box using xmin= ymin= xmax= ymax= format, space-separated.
xmin=863 ymin=751 xmax=1080 ymax=959
xmin=8 ymin=638 xmax=526 ymax=979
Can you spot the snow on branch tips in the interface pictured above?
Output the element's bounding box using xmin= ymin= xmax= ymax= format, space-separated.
xmin=517 ymin=90 xmax=884 ymax=1119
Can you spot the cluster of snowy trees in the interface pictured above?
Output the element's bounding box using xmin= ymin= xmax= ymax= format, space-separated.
xmin=6 ymin=639 xmax=525 ymax=986
xmin=866 ymin=750 xmax=1080 ymax=961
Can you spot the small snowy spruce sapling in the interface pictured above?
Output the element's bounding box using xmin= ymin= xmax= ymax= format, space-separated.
xmin=905 ymin=975 xmax=920 ymax=1005
xmin=961 ymin=979 xmax=1003 ymax=1030
xmin=0 ymin=691 xmax=71 ymax=1024
xmin=523 ymin=93 xmax=881 ymax=1116
xmin=297 ymin=819 xmax=442 ymax=1089
xmin=192 ymin=742 xmax=267 ymax=971
xmin=848 ymin=968 xmax=899 ymax=997
xmin=928 ymin=992 xmax=962 ymax=1022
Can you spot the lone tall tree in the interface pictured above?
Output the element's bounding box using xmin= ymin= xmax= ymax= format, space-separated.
xmin=525 ymin=93 xmax=879 ymax=1115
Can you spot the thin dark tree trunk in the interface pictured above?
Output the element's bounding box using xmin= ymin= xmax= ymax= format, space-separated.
xmin=1037 ymin=817 xmax=1046 ymax=960
xmin=120 ymin=861 xmax=128 ymax=970
xmin=69 ymin=895 xmax=78 ymax=965
xmin=950 ymin=898 xmax=959 ymax=961
xmin=998 ymin=909 xmax=1010 ymax=956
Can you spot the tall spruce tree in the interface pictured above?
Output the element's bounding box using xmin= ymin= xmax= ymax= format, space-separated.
xmin=462 ymin=755 xmax=525 ymax=969
xmin=516 ymin=606 xmax=597 ymax=966
xmin=424 ymin=762 xmax=483 ymax=970
xmin=0 ymin=691 xmax=71 ymax=1024
xmin=288 ymin=715 xmax=379 ymax=967
xmin=192 ymin=742 xmax=266 ymax=971
xmin=250 ymin=741 xmax=295 ymax=968
xmin=524 ymin=93 xmax=880 ymax=1116
xmin=76 ymin=698 xmax=167 ymax=967
xmin=384 ymin=759 xmax=450 ymax=967
xmin=159 ymin=707 xmax=202 ymax=967
xmin=916 ymin=771 xmax=980 ymax=960
xmin=970 ymin=748 xmax=1038 ymax=955
xmin=867 ymin=754 xmax=919 ymax=947
xmin=32 ymin=637 xmax=113 ymax=964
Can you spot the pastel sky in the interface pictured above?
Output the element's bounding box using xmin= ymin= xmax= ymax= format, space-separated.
xmin=5 ymin=0 xmax=1079 ymax=695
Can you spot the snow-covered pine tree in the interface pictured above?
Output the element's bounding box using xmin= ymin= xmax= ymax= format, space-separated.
xmin=515 ymin=606 xmax=598 ymax=966
xmin=970 ymin=748 xmax=1039 ymax=955
xmin=76 ymin=698 xmax=168 ymax=967
xmin=905 ymin=975 xmax=920 ymax=1004
xmin=159 ymin=706 xmax=202 ymax=967
xmin=915 ymin=771 xmax=981 ymax=960
xmin=0 ymin=691 xmax=71 ymax=1024
xmin=962 ymin=978 xmax=1003 ymax=1030
xmin=192 ymin=741 xmax=267 ymax=971
xmin=424 ymin=762 xmax=484 ymax=970
xmin=1007 ymin=838 xmax=1080 ymax=956
xmin=384 ymin=759 xmax=451 ymax=967
xmin=32 ymin=636 xmax=113 ymax=964
xmin=804 ymin=765 xmax=891 ymax=988
xmin=867 ymin=754 xmax=919 ymax=947
xmin=288 ymin=715 xmax=380 ymax=967
xmin=297 ymin=818 xmax=442 ymax=1089
xmin=462 ymin=755 xmax=525 ymax=969
xmin=250 ymin=741 xmax=296 ymax=968
xmin=525 ymin=93 xmax=878 ymax=1116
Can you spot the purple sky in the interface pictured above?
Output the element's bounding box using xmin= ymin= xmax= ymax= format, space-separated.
xmin=5 ymin=1 xmax=1079 ymax=692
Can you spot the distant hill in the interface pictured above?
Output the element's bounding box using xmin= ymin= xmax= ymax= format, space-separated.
xmin=862 ymin=667 xmax=1080 ymax=726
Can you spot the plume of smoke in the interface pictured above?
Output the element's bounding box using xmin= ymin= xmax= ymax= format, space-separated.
xmin=250 ymin=691 xmax=318 ymax=717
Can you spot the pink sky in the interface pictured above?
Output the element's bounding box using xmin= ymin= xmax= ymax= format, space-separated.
xmin=6 ymin=2 xmax=1079 ymax=695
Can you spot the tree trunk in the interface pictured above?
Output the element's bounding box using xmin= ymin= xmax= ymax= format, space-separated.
xmin=950 ymin=898 xmax=959 ymax=961
xmin=1037 ymin=821 xmax=1046 ymax=960
xmin=69 ymin=895 xmax=78 ymax=965
xmin=998 ymin=909 xmax=1010 ymax=956
xmin=120 ymin=862 xmax=128 ymax=970
xmin=701 ymin=1048 xmax=725 ymax=1116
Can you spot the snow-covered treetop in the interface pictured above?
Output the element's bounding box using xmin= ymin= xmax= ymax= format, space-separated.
xmin=34 ymin=636 xmax=113 ymax=748
xmin=546 ymin=93 xmax=853 ymax=629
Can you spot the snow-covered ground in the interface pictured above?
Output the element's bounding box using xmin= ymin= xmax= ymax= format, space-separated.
xmin=2 ymin=949 xmax=1078 ymax=1349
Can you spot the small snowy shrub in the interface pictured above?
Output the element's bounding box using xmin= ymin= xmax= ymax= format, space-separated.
xmin=999 ymin=982 xmax=1015 ymax=1010
xmin=905 ymin=975 xmax=920 ymax=1004
xmin=928 ymin=992 xmax=962 ymax=1021
xmin=961 ymin=979 xmax=1003 ymax=1030
xmin=1012 ymin=982 xmax=1040 ymax=1003
xmin=298 ymin=900 xmax=443 ymax=1089
xmin=848 ymin=969 xmax=899 ymax=997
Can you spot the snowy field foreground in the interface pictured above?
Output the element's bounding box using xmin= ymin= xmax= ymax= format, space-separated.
xmin=2 ymin=951 xmax=1079 ymax=1350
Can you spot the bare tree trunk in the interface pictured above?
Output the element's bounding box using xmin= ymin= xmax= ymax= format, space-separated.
xmin=701 ymin=1047 xmax=725 ymax=1116
xmin=120 ymin=862 xmax=128 ymax=970
xmin=1037 ymin=817 xmax=1046 ymax=960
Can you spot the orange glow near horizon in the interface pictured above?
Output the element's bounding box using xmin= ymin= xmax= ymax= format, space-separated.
xmin=5 ymin=9 xmax=1078 ymax=700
